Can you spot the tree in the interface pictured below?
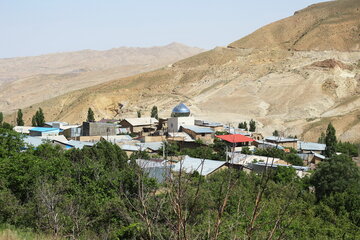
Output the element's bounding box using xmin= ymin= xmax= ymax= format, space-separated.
xmin=0 ymin=112 xmax=3 ymax=125
xmin=31 ymin=108 xmax=45 ymax=127
xmin=244 ymin=122 xmax=248 ymax=131
xmin=273 ymin=130 xmax=279 ymax=136
xmin=32 ymin=115 xmax=37 ymax=127
xmin=238 ymin=122 xmax=244 ymax=129
xmin=249 ymin=119 xmax=256 ymax=132
xmin=86 ymin=108 xmax=95 ymax=122
xmin=285 ymin=153 xmax=303 ymax=166
xmin=325 ymin=123 xmax=337 ymax=157
xmin=318 ymin=132 xmax=326 ymax=144
xmin=137 ymin=110 xmax=141 ymax=118
xmin=16 ymin=109 xmax=24 ymax=126
xmin=310 ymin=154 xmax=360 ymax=201
xmin=151 ymin=106 xmax=158 ymax=120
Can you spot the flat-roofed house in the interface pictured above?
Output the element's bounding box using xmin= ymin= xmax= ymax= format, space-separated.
xmin=120 ymin=118 xmax=158 ymax=135
xmin=82 ymin=122 xmax=117 ymax=136
xmin=29 ymin=127 xmax=61 ymax=137
xmin=265 ymin=136 xmax=298 ymax=149
xmin=180 ymin=125 xmax=214 ymax=144
xmin=298 ymin=142 xmax=326 ymax=154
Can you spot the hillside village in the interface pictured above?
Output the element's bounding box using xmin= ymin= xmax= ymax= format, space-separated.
xmin=11 ymin=102 xmax=353 ymax=182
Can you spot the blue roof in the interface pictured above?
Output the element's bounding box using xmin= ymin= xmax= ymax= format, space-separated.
xmin=182 ymin=125 xmax=213 ymax=134
xmin=172 ymin=103 xmax=190 ymax=114
xmin=30 ymin=127 xmax=61 ymax=132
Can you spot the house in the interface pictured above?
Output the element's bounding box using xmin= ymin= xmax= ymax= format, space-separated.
xmin=44 ymin=121 xmax=69 ymax=128
xmin=216 ymin=134 xmax=255 ymax=152
xmin=82 ymin=122 xmax=117 ymax=136
xmin=119 ymin=142 xmax=163 ymax=157
xmin=29 ymin=127 xmax=61 ymax=137
xmin=265 ymin=136 xmax=298 ymax=149
xmin=119 ymin=118 xmax=158 ymax=135
xmin=254 ymin=140 xmax=285 ymax=150
xmin=173 ymin=155 xmax=227 ymax=177
xmin=180 ymin=125 xmax=214 ymax=144
xmin=22 ymin=136 xmax=47 ymax=148
xmin=61 ymin=125 xmax=82 ymax=138
xmin=298 ymin=142 xmax=326 ymax=154
xmin=13 ymin=126 xmax=33 ymax=134
xmin=101 ymin=135 xmax=133 ymax=144
xmin=250 ymin=161 xmax=310 ymax=178
xmin=195 ymin=120 xmax=224 ymax=132
xmin=135 ymin=159 xmax=172 ymax=183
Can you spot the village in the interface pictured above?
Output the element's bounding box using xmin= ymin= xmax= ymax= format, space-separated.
xmin=12 ymin=103 xmax=331 ymax=182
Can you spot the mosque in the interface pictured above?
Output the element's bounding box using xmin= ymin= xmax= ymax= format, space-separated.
xmin=168 ymin=103 xmax=195 ymax=133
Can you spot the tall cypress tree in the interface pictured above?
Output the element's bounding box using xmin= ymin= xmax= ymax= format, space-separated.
xmin=31 ymin=115 xmax=37 ymax=126
xmin=151 ymin=106 xmax=158 ymax=119
xmin=0 ymin=112 xmax=3 ymax=125
xmin=325 ymin=122 xmax=337 ymax=157
xmin=16 ymin=109 xmax=24 ymax=126
xmin=37 ymin=108 xmax=45 ymax=127
xmin=87 ymin=108 xmax=95 ymax=122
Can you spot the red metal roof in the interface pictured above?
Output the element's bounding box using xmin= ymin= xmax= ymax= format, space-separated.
xmin=216 ymin=134 xmax=255 ymax=143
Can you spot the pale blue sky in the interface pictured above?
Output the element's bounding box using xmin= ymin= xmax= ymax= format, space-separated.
xmin=0 ymin=0 xmax=325 ymax=58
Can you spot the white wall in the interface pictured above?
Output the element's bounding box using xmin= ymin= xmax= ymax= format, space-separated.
xmin=168 ymin=116 xmax=194 ymax=133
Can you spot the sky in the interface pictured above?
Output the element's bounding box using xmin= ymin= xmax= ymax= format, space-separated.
xmin=0 ymin=0 xmax=326 ymax=58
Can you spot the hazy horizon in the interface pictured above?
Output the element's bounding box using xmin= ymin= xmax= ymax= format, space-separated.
xmin=1 ymin=0 xmax=326 ymax=58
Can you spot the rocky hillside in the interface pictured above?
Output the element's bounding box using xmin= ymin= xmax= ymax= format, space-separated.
xmin=0 ymin=43 xmax=204 ymax=113
xmin=229 ymin=0 xmax=360 ymax=51
xmin=9 ymin=0 xmax=360 ymax=142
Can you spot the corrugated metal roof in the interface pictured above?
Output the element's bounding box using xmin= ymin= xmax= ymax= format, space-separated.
xmin=181 ymin=125 xmax=213 ymax=134
xmin=138 ymin=142 xmax=163 ymax=151
xmin=168 ymin=132 xmax=195 ymax=142
xmin=255 ymin=140 xmax=285 ymax=149
xmin=173 ymin=155 xmax=226 ymax=176
xmin=102 ymin=135 xmax=133 ymax=143
xmin=23 ymin=136 xmax=46 ymax=147
xmin=123 ymin=118 xmax=158 ymax=126
xmin=265 ymin=136 xmax=298 ymax=142
xmin=120 ymin=144 xmax=141 ymax=151
xmin=67 ymin=140 xmax=95 ymax=149
xmin=298 ymin=141 xmax=326 ymax=151
xmin=253 ymin=162 xmax=309 ymax=171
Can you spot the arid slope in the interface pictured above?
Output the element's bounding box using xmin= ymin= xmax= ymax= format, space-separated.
xmin=0 ymin=43 xmax=204 ymax=113
xmin=9 ymin=0 xmax=360 ymax=142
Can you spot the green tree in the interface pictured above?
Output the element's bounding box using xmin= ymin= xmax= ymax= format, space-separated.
xmin=238 ymin=122 xmax=244 ymax=129
xmin=16 ymin=109 xmax=24 ymax=126
xmin=86 ymin=108 xmax=95 ymax=122
xmin=31 ymin=115 xmax=37 ymax=126
xmin=325 ymin=123 xmax=337 ymax=157
xmin=249 ymin=119 xmax=256 ymax=132
xmin=151 ymin=106 xmax=158 ymax=119
xmin=244 ymin=121 xmax=248 ymax=131
xmin=310 ymin=154 xmax=360 ymax=201
xmin=0 ymin=112 xmax=3 ymax=125
xmin=137 ymin=110 xmax=141 ymax=118
xmin=273 ymin=166 xmax=297 ymax=183
xmin=318 ymin=132 xmax=326 ymax=144
xmin=31 ymin=108 xmax=45 ymax=127
xmin=285 ymin=153 xmax=303 ymax=166
xmin=273 ymin=130 xmax=279 ymax=136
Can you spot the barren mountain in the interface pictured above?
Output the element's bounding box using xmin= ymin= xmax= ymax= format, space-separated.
xmin=229 ymin=0 xmax=360 ymax=51
xmin=8 ymin=0 xmax=360 ymax=142
xmin=0 ymin=43 xmax=204 ymax=112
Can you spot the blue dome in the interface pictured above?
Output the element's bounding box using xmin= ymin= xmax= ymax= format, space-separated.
xmin=172 ymin=103 xmax=190 ymax=117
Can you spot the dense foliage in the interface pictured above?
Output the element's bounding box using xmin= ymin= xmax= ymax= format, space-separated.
xmin=150 ymin=106 xmax=158 ymax=120
xmin=16 ymin=109 xmax=24 ymax=126
xmin=0 ymin=127 xmax=359 ymax=239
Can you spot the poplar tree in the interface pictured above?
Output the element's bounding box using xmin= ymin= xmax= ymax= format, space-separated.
xmin=87 ymin=108 xmax=95 ymax=122
xmin=325 ymin=122 xmax=337 ymax=157
xmin=151 ymin=106 xmax=159 ymax=119
xmin=16 ymin=109 xmax=24 ymax=126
